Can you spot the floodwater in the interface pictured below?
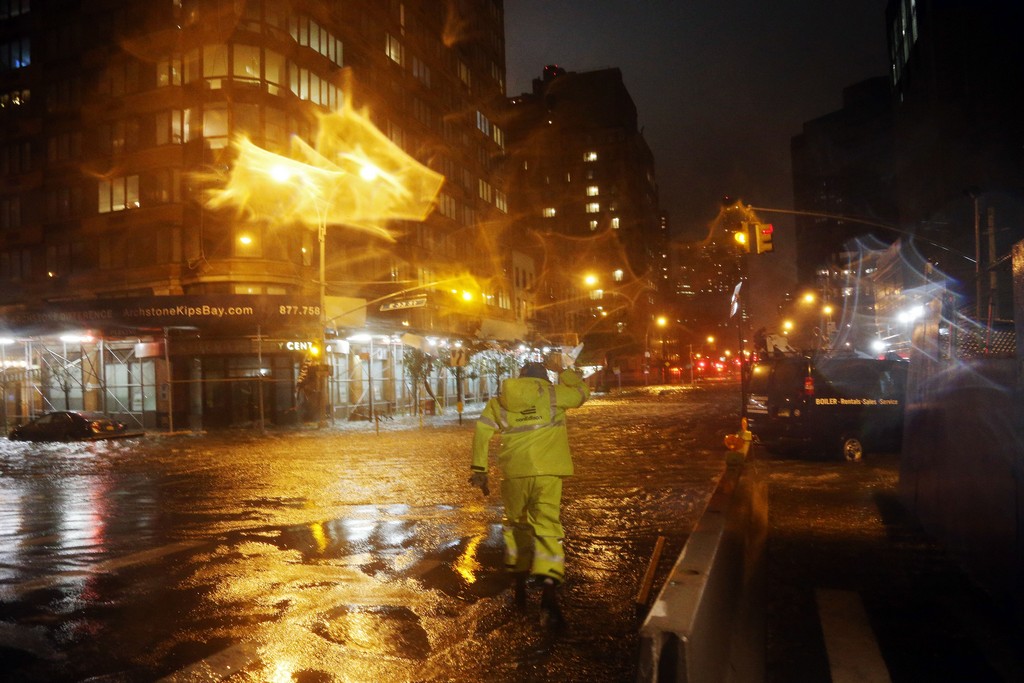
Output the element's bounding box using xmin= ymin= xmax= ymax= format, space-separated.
xmin=0 ymin=382 xmax=740 ymax=682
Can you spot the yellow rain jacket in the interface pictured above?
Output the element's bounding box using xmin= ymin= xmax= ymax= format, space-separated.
xmin=471 ymin=368 xmax=589 ymax=478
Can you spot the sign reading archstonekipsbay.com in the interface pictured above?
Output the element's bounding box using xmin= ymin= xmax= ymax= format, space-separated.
xmin=0 ymin=295 xmax=323 ymax=335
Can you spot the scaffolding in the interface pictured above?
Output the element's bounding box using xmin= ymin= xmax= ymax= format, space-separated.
xmin=0 ymin=337 xmax=149 ymax=435
xmin=1 ymin=334 xmax=507 ymax=434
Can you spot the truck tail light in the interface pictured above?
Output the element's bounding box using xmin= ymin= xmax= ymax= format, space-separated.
xmin=803 ymin=376 xmax=815 ymax=396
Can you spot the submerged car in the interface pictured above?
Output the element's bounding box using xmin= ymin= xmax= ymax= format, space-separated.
xmin=8 ymin=411 xmax=131 ymax=442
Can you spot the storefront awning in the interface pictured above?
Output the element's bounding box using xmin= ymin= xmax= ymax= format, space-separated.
xmin=476 ymin=318 xmax=528 ymax=343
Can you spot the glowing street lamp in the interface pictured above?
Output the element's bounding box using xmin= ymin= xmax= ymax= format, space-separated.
xmin=656 ymin=316 xmax=668 ymax=383
xmin=205 ymin=105 xmax=444 ymax=426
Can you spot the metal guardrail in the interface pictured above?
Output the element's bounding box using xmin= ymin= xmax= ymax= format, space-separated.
xmin=637 ymin=461 xmax=768 ymax=683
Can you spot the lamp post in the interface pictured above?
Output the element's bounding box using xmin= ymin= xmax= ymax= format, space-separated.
xmin=314 ymin=207 xmax=328 ymax=426
xmin=656 ymin=316 xmax=667 ymax=383
xmin=644 ymin=315 xmax=667 ymax=385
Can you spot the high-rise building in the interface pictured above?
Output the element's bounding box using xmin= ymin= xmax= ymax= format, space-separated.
xmin=504 ymin=65 xmax=662 ymax=357
xmin=791 ymin=77 xmax=897 ymax=286
xmin=0 ymin=0 xmax=513 ymax=428
xmin=886 ymin=0 xmax=1024 ymax=320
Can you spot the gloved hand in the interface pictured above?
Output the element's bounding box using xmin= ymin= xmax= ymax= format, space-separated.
xmin=468 ymin=471 xmax=490 ymax=496
xmin=559 ymin=367 xmax=584 ymax=386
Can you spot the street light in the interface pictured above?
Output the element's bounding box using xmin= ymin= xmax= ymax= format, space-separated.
xmin=656 ymin=316 xmax=668 ymax=383
xmin=204 ymin=105 xmax=445 ymax=426
xmin=644 ymin=315 xmax=668 ymax=385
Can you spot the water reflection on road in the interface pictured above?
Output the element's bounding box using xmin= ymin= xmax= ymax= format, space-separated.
xmin=0 ymin=383 xmax=738 ymax=681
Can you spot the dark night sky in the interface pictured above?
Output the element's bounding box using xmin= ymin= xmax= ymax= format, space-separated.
xmin=503 ymin=0 xmax=892 ymax=325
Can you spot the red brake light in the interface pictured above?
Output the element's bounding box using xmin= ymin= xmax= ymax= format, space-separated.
xmin=803 ymin=376 xmax=814 ymax=396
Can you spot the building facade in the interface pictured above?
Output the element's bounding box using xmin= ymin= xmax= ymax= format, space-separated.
xmin=886 ymin=0 xmax=1023 ymax=321
xmin=0 ymin=0 xmax=522 ymax=429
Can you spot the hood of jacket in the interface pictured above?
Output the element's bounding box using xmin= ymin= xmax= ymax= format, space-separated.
xmin=498 ymin=377 xmax=549 ymax=414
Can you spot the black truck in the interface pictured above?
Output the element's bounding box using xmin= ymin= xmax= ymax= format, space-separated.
xmin=744 ymin=355 xmax=908 ymax=461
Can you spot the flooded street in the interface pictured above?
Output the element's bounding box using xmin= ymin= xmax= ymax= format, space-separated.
xmin=0 ymin=382 xmax=739 ymax=682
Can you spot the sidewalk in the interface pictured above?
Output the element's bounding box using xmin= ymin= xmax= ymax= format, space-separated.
xmin=759 ymin=453 xmax=1024 ymax=682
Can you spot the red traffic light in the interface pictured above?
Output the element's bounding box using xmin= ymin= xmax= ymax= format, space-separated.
xmin=755 ymin=223 xmax=775 ymax=254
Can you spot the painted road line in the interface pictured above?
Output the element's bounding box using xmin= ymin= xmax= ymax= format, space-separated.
xmin=816 ymin=588 xmax=892 ymax=683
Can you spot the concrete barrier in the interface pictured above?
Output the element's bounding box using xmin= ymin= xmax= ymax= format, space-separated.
xmin=637 ymin=461 xmax=768 ymax=682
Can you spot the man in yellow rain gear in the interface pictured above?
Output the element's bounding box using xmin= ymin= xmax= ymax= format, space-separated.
xmin=469 ymin=356 xmax=589 ymax=623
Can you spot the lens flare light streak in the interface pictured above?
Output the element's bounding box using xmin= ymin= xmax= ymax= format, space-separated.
xmin=204 ymin=106 xmax=445 ymax=241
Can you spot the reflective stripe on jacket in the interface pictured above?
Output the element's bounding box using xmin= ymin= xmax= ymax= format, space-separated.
xmin=472 ymin=368 xmax=589 ymax=478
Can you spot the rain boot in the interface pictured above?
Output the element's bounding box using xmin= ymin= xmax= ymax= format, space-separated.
xmin=539 ymin=577 xmax=564 ymax=627
xmin=513 ymin=572 xmax=528 ymax=609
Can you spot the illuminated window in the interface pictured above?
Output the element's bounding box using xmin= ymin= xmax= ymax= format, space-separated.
xmin=613 ymin=269 xmax=624 ymax=282
xmin=439 ymin=192 xmax=457 ymax=219
xmin=0 ymin=88 xmax=28 ymax=109
xmin=585 ymin=202 xmax=600 ymax=213
xmin=495 ymin=190 xmax=508 ymax=213
xmin=98 ymin=175 xmax=140 ymax=213
xmin=611 ymin=216 xmax=620 ymax=229
xmin=476 ymin=111 xmax=491 ymax=136
xmin=290 ymin=15 xmax=344 ymax=67
xmin=583 ymin=151 xmax=598 ymax=162
xmin=202 ymin=104 xmax=228 ymax=148
xmin=233 ymin=44 xmax=260 ymax=82
xmin=157 ymin=56 xmax=183 ymax=87
xmin=0 ymin=38 xmax=30 ymax=71
xmin=588 ymin=220 xmax=598 ymax=231
xmin=202 ymin=44 xmax=228 ymax=88
xmin=385 ymin=33 xmax=403 ymax=65
xmin=288 ymin=64 xmax=340 ymax=109
xmin=586 ymin=185 xmax=599 ymax=197
xmin=542 ymin=207 xmax=556 ymax=218
xmin=478 ymin=179 xmax=492 ymax=202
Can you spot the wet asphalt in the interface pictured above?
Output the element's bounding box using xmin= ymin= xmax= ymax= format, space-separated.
xmin=0 ymin=383 xmax=736 ymax=682
xmin=757 ymin=448 xmax=1024 ymax=682
xmin=4 ymin=381 xmax=1021 ymax=682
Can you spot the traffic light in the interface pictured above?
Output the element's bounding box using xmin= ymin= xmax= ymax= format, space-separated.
xmin=754 ymin=223 xmax=774 ymax=254
xmin=733 ymin=222 xmax=751 ymax=252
